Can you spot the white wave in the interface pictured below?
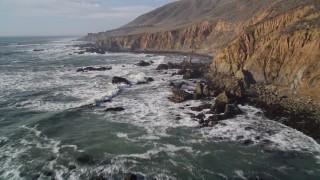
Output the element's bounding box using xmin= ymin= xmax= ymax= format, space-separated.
xmin=234 ymin=170 xmax=246 ymax=179
xmin=0 ymin=137 xmax=8 ymax=144
xmin=200 ymin=105 xmax=320 ymax=153
xmin=0 ymin=125 xmax=85 ymax=180
xmin=119 ymin=144 xmax=195 ymax=160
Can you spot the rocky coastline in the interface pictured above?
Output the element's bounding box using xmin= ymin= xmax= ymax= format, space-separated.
xmin=72 ymin=44 xmax=320 ymax=180
xmin=74 ymin=44 xmax=320 ymax=142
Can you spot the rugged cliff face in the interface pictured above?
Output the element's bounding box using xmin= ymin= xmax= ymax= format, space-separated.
xmin=82 ymin=0 xmax=320 ymax=100
xmin=212 ymin=4 xmax=320 ymax=99
xmin=95 ymin=21 xmax=219 ymax=55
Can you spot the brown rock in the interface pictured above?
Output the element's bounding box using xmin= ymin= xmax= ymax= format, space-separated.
xmin=211 ymin=92 xmax=231 ymax=113
xmin=169 ymin=87 xmax=193 ymax=103
xmin=223 ymin=104 xmax=243 ymax=119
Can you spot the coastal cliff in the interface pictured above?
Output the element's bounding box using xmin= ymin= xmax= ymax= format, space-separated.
xmin=82 ymin=0 xmax=320 ymax=103
xmin=212 ymin=4 xmax=320 ymax=100
xmin=94 ymin=21 xmax=217 ymax=55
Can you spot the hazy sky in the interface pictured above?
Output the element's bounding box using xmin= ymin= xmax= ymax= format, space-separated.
xmin=0 ymin=0 xmax=176 ymax=36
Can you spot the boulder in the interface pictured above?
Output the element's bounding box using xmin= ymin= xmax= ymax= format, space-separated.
xmin=211 ymin=92 xmax=231 ymax=113
xmin=105 ymin=107 xmax=125 ymax=112
xmin=136 ymin=77 xmax=154 ymax=85
xmin=156 ymin=64 xmax=169 ymax=70
xmin=194 ymin=82 xmax=204 ymax=99
xmin=242 ymin=139 xmax=254 ymax=146
xmin=169 ymin=87 xmax=193 ymax=103
xmin=223 ymin=104 xmax=243 ymax=119
xmin=145 ymin=77 xmax=154 ymax=82
xmin=112 ymin=76 xmax=131 ymax=85
xmin=195 ymin=113 xmax=205 ymax=120
xmin=136 ymin=60 xmax=151 ymax=66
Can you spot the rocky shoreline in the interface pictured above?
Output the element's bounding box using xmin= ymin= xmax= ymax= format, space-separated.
xmin=74 ymin=44 xmax=320 ymax=142
xmin=72 ymin=45 xmax=320 ymax=179
xmin=167 ymin=58 xmax=320 ymax=142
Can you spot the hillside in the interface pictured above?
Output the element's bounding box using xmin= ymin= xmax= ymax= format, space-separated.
xmin=82 ymin=0 xmax=320 ymax=101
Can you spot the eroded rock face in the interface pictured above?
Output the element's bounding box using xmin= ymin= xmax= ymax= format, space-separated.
xmin=212 ymin=4 xmax=320 ymax=100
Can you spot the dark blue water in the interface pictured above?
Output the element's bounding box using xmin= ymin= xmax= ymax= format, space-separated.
xmin=0 ymin=37 xmax=319 ymax=180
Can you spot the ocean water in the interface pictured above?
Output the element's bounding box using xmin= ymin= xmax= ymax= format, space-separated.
xmin=0 ymin=36 xmax=319 ymax=180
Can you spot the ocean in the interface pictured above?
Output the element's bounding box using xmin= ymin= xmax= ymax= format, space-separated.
xmin=0 ymin=36 xmax=319 ymax=179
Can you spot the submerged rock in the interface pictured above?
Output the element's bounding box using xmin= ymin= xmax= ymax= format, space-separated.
xmin=243 ymin=139 xmax=254 ymax=146
xmin=77 ymin=51 xmax=85 ymax=54
xmin=135 ymin=60 xmax=151 ymax=66
xmin=112 ymin=76 xmax=132 ymax=85
xmin=77 ymin=66 xmax=112 ymax=72
xmin=156 ymin=64 xmax=169 ymax=70
xmin=124 ymin=173 xmax=137 ymax=180
xmin=33 ymin=49 xmax=45 ymax=52
xmin=76 ymin=153 xmax=95 ymax=164
xmin=105 ymin=107 xmax=125 ymax=112
xmin=68 ymin=164 xmax=77 ymax=171
xmin=91 ymin=174 xmax=107 ymax=180
xmin=136 ymin=77 xmax=154 ymax=85
xmin=43 ymin=170 xmax=53 ymax=177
